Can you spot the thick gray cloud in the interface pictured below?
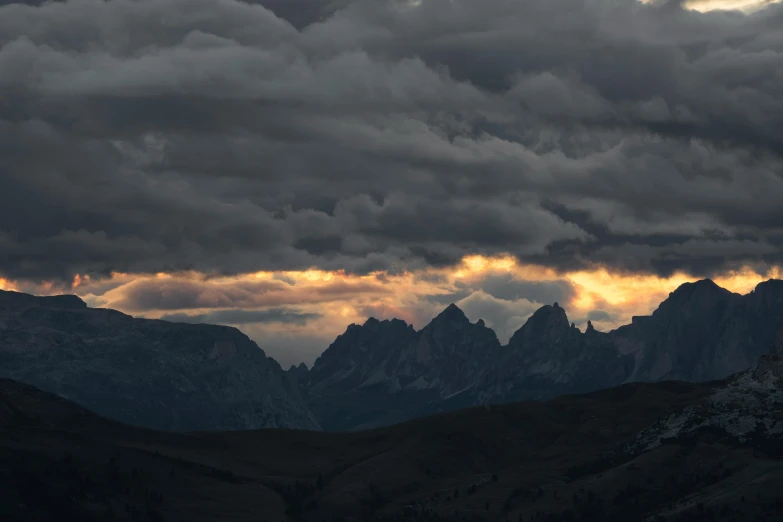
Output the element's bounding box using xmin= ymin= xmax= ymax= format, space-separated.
xmin=109 ymin=276 xmax=388 ymax=311
xmin=159 ymin=308 xmax=322 ymax=325
xmin=478 ymin=274 xmax=576 ymax=304
xmin=1 ymin=0 xmax=783 ymax=282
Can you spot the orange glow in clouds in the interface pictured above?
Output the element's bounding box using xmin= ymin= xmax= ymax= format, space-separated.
xmin=683 ymin=0 xmax=782 ymax=12
xmin=4 ymin=256 xmax=783 ymax=350
xmin=0 ymin=277 xmax=17 ymax=291
xmin=640 ymin=0 xmax=782 ymax=13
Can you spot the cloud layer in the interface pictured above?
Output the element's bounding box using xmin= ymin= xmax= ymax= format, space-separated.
xmin=1 ymin=0 xmax=783 ymax=284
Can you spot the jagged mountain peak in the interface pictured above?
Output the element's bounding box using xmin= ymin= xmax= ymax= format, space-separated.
xmin=507 ymin=302 xmax=572 ymax=348
xmin=360 ymin=316 xmax=410 ymax=330
xmin=652 ymin=278 xmax=733 ymax=318
xmin=432 ymin=303 xmax=468 ymax=322
xmin=528 ymin=302 xmax=570 ymax=328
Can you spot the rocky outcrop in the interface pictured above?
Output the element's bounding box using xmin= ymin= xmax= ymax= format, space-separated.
xmin=0 ymin=290 xmax=320 ymax=432
xmin=752 ymin=329 xmax=783 ymax=385
xmin=630 ymin=338 xmax=783 ymax=455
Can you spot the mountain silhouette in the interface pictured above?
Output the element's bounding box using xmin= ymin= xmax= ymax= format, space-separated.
xmin=5 ymin=279 xmax=783 ymax=432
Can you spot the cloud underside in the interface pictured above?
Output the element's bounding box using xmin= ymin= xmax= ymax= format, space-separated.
xmin=1 ymin=0 xmax=783 ymax=286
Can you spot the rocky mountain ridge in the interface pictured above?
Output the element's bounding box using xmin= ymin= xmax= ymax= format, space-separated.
xmin=4 ymin=277 xmax=783 ymax=434
xmin=300 ymin=278 xmax=783 ymax=430
xmin=0 ymin=289 xmax=320 ymax=431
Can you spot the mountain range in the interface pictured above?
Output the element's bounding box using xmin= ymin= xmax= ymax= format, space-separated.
xmin=3 ymin=278 xmax=783 ymax=432
xmin=300 ymin=279 xmax=783 ymax=430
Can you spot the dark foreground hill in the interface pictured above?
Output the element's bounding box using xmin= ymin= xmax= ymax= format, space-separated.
xmin=2 ymin=347 xmax=782 ymax=522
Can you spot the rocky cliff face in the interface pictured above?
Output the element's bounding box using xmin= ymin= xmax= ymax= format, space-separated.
xmin=611 ymin=279 xmax=783 ymax=383
xmin=0 ymin=290 xmax=320 ymax=431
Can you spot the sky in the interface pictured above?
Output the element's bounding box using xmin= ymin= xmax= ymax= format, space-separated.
xmin=1 ymin=0 xmax=783 ymax=367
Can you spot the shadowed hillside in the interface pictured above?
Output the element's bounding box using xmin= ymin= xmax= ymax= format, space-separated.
xmin=1 ymin=365 xmax=782 ymax=522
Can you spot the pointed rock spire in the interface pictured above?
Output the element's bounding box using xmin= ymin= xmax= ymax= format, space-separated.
xmin=431 ymin=303 xmax=469 ymax=325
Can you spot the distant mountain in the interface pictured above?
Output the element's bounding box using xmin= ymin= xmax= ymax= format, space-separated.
xmin=300 ymin=279 xmax=783 ymax=431
xmin=611 ymin=279 xmax=783 ymax=382
xmin=2 ymin=345 xmax=781 ymax=522
xmin=0 ymin=289 xmax=320 ymax=431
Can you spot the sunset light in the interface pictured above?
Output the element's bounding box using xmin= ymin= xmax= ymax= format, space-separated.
xmin=4 ymin=255 xmax=780 ymax=367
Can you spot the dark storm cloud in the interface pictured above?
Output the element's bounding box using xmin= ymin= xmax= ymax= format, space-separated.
xmin=479 ymin=274 xmax=576 ymax=304
xmin=115 ymin=278 xmax=288 ymax=311
xmin=252 ymin=0 xmax=349 ymax=29
xmin=2 ymin=0 xmax=783 ymax=282
xmin=112 ymin=276 xmax=389 ymax=311
xmin=159 ymin=308 xmax=322 ymax=325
